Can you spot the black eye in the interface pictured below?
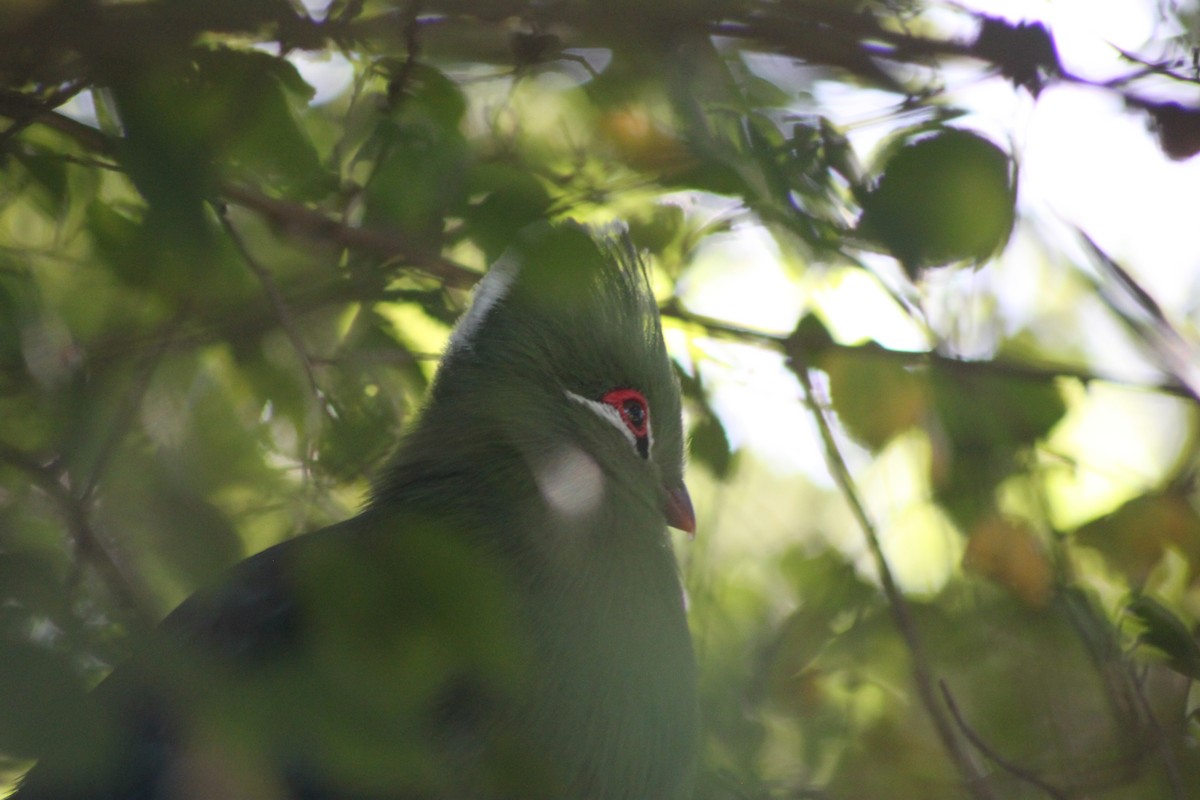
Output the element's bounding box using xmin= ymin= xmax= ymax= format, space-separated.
xmin=623 ymin=399 xmax=646 ymax=430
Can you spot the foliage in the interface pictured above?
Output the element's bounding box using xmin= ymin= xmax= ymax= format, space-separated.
xmin=3 ymin=1 xmax=1200 ymax=798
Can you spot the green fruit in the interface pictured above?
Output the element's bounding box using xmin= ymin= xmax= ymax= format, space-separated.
xmin=860 ymin=128 xmax=1015 ymax=275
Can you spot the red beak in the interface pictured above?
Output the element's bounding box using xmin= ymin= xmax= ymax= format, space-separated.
xmin=665 ymin=484 xmax=696 ymax=538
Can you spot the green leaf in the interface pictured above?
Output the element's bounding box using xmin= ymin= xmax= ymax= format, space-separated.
xmin=108 ymin=57 xmax=217 ymax=253
xmin=382 ymin=61 xmax=468 ymax=131
xmin=0 ymin=632 xmax=92 ymax=759
xmin=821 ymin=347 xmax=927 ymax=450
xmin=86 ymin=204 xmax=154 ymax=289
xmin=12 ymin=148 xmax=69 ymax=217
xmin=190 ymin=47 xmax=332 ymax=199
xmin=929 ymin=365 xmax=1065 ymax=527
xmin=464 ymin=163 xmax=552 ymax=263
xmin=1075 ymin=491 xmax=1200 ymax=586
xmin=363 ymin=118 xmax=469 ymax=241
xmin=931 ymin=365 xmax=1065 ymax=450
xmin=689 ymin=408 xmax=733 ymax=479
xmin=1127 ymin=594 xmax=1200 ymax=681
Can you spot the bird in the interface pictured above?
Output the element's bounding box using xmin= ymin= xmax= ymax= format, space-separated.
xmin=11 ymin=220 xmax=699 ymax=800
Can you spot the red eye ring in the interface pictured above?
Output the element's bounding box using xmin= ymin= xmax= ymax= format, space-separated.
xmin=601 ymin=388 xmax=649 ymax=439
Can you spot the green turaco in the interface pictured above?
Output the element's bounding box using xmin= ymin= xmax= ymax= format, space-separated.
xmin=13 ymin=221 xmax=699 ymax=799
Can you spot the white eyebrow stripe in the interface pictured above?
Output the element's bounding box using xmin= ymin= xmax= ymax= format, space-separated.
xmin=565 ymin=390 xmax=654 ymax=457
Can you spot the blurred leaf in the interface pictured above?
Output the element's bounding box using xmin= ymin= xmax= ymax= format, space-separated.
xmin=189 ymin=47 xmax=332 ymax=199
xmin=598 ymin=105 xmax=694 ymax=174
xmin=765 ymin=549 xmax=880 ymax=717
xmin=362 ymin=65 xmax=470 ymax=243
xmin=464 ymin=163 xmax=552 ymax=263
xmin=108 ymin=58 xmax=218 ymax=254
xmin=963 ymin=516 xmax=1054 ymax=607
xmin=0 ymin=632 xmax=91 ymax=760
xmin=932 ymin=367 xmax=1066 ymax=448
xmin=1127 ymin=594 xmax=1200 ymax=681
xmin=821 ymin=346 xmax=927 ymax=450
xmin=1141 ymin=100 xmax=1200 ymax=161
xmin=317 ymin=374 xmax=401 ymax=481
xmin=110 ymin=45 xmax=330 ymax=252
xmin=689 ymin=409 xmax=733 ymax=479
xmin=626 ymin=204 xmax=685 ymax=255
xmin=1076 ymin=490 xmax=1200 ymax=586
xmin=0 ymin=272 xmax=27 ymax=368
xmin=929 ymin=365 xmax=1065 ymax=528
xmin=11 ymin=147 xmax=68 ymax=218
xmin=0 ymin=553 xmax=70 ymax=620
xmin=677 ymin=365 xmax=734 ymax=478
xmin=103 ymin=451 xmax=246 ymax=593
xmin=383 ymin=61 xmax=467 ymax=131
xmin=859 ymin=128 xmax=1015 ymax=275
xmin=789 ymin=313 xmax=836 ymax=358
xmin=971 ymin=17 xmax=1061 ymax=96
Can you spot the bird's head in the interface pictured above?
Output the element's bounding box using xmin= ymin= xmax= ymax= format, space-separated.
xmin=430 ymin=221 xmax=695 ymax=539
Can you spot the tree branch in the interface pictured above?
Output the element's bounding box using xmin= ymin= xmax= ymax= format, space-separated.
xmin=0 ymin=442 xmax=156 ymax=630
xmin=0 ymin=103 xmax=482 ymax=290
xmin=219 ymin=183 xmax=480 ymax=289
xmin=939 ymin=680 xmax=1069 ymax=800
xmin=785 ymin=342 xmax=996 ymax=799
xmin=664 ymin=304 xmax=1192 ymax=399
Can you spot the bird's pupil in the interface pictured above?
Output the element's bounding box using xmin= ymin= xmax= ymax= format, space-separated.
xmin=624 ymin=399 xmax=646 ymax=429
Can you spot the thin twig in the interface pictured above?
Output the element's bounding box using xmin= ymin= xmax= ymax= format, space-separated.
xmin=0 ymin=81 xmax=88 ymax=149
xmin=385 ymin=0 xmax=424 ymax=109
xmin=939 ymin=680 xmax=1069 ymax=800
xmin=218 ymin=206 xmax=329 ymax=485
xmin=665 ymin=303 xmax=1193 ymax=399
xmin=0 ymin=97 xmax=115 ymax=155
xmin=79 ymin=313 xmax=181 ymax=504
xmin=219 ymin=183 xmax=479 ymax=288
xmin=785 ymin=343 xmax=995 ymax=798
xmin=1076 ymin=231 xmax=1200 ymax=405
xmin=1 ymin=106 xmax=481 ymax=289
xmin=218 ymin=207 xmax=322 ymax=400
xmin=1125 ymin=669 xmax=1187 ymax=799
xmin=0 ymin=442 xmax=156 ymax=629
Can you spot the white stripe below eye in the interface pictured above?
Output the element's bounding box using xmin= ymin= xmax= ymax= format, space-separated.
xmin=565 ymin=390 xmax=653 ymax=456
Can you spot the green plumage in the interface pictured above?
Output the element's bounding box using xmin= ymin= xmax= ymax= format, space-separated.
xmin=15 ymin=222 xmax=698 ymax=799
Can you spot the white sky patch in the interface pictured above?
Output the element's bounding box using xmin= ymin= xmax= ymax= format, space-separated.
xmin=1045 ymin=382 xmax=1193 ymax=528
xmin=679 ymin=227 xmax=803 ymax=335
xmin=809 ymin=265 xmax=930 ymax=352
xmin=1021 ymin=87 xmax=1200 ymax=307
xmin=60 ymin=90 xmax=99 ymax=127
xmin=286 ymin=50 xmax=355 ymax=105
xmin=695 ymin=338 xmax=838 ymax=485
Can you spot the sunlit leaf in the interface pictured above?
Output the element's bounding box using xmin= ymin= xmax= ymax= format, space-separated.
xmin=1075 ymin=490 xmax=1200 ymax=586
xmin=821 ymin=346 xmax=927 ymax=450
